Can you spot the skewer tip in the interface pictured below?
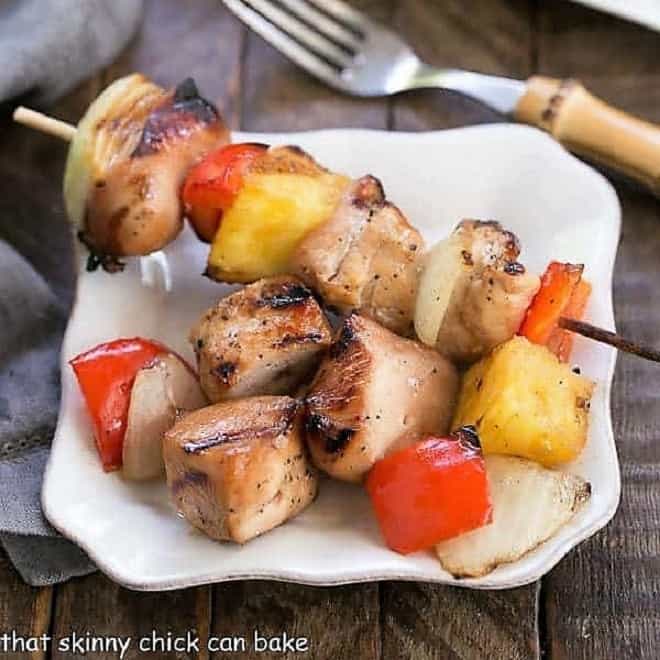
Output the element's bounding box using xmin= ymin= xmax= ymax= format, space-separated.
xmin=559 ymin=316 xmax=660 ymax=363
xmin=12 ymin=106 xmax=76 ymax=142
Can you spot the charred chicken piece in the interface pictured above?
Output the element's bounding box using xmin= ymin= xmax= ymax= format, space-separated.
xmin=292 ymin=176 xmax=424 ymax=336
xmin=190 ymin=276 xmax=332 ymax=402
xmin=163 ymin=396 xmax=317 ymax=543
xmin=305 ymin=314 xmax=459 ymax=483
xmin=415 ymin=219 xmax=541 ymax=364
xmin=64 ymin=74 xmax=229 ymax=264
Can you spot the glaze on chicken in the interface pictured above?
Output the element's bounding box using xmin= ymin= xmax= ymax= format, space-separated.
xmin=292 ymin=176 xmax=424 ymax=336
xmin=305 ymin=314 xmax=459 ymax=483
xmin=190 ymin=276 xmax=332 ymax=402
xmin=163 ymin=396 xmax=317 ymax=543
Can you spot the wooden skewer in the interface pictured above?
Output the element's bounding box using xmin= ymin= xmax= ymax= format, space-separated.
xmin=559 ymin=317 xmax=660 ymax=363
xmin=13 ymin=106 xmax=76 ymax=142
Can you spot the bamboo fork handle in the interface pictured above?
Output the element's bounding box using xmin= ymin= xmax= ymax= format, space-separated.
xmin=515 ymin=76 xmax=660 ymax=195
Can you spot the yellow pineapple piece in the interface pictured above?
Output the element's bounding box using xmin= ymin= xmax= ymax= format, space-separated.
xmin=206 ymin=172 xmax=349 ymax=283
xmin=452 ymin=336 xmax=594 ymax=466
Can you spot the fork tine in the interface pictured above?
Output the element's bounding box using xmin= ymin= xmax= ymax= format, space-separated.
xmin=275 ymin=0 xmax=363 ymax=51
xmin=306 ymin=0 xmax=372 ymax=32
xmin=224 ymin=0 xmax=347 ymax=87
xmin=239 ymin=0 xmax=354 ymax=68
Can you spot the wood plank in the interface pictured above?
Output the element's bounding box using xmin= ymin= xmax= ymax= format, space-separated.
xmin=107 ymin=0 xmax=244 ymax=130
xmin=381 ymin=582 xmax=540 ymax=660
xmin=537 ymin=3 xmax=660 ymax=658
xmin=391 ymin=0 xmax=533 ymax=130
xmin=51 ymin=573 xmax=210 ymax=660
xmin=211 ymin=581 xmax=380 ymax=659
xmin=0 ymin=549 xmax=52 ymax=660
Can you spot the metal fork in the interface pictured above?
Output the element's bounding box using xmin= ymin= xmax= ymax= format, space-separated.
xmin=224 ymin=0 xmax=523 ymax=112
xmin=224 ymin=0 xmax=660 ymax=196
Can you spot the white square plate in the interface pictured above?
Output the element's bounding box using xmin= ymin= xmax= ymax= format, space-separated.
xmin=43 ymin=124 xmax=621 ymax=591
xmin=571 ymin=0 xmax=660 ymax=33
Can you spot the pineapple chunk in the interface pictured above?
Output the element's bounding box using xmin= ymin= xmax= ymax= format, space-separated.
xmin=452 ymin=336 xmax=594 ymax=466
xmin=206 ymin=172 xmax=349 ymax=283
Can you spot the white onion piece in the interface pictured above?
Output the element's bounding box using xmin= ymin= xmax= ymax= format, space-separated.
xmin=122 ymin=354 xmax=207 ymax=481
xmin=413 ymin=234 xmax=464 ymax=347
xmin=435 ymin=455 xmax=591 ymax=578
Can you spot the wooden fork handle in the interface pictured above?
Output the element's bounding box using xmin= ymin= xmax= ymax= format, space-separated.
xmin=515 ymin=76 xmax=660 ymax=195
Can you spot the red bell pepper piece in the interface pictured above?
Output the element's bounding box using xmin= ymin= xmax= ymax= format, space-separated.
xmin=182 ymin=142 xmax=268 ymax=242
xmin=70 ymin=338 xmax=167 ymax=471
xmin=365 ymin=427 xmax=492 ymax=555
xmin=519 ymin=261 xmax=592 ymax=361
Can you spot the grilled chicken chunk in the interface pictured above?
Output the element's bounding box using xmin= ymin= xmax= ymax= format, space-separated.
xmin=66 ymin=76 xmax=228 ymax=264
xmin=292 ymin=176 xmax=424 ymax=336
xmin=190 ymin=276 xmax=332 ymax=402
xmin=415 ymin=219 xmax=541 ymax=364
xmin=305 ymin=314 xmax=459 ymax=483
xmin=163 ymin=396 xmax=317 ymax=543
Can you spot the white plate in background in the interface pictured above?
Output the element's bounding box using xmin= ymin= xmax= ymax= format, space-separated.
xmin=572 ymin=0 xmax=660 ymax=32
xmin=43 ymin=124 xmax=621 ymax=591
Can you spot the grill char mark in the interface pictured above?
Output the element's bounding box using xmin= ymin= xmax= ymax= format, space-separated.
xmin=329 ymin=316 xmax=358 ymax=359
xmin=133 ymin=78 xmax=221 ymax=157
xmin=305 ymin=412 xmax=355 ymax=454
xmin=451 ymin=425 xmax=482 ymax=452
xmin=257 ymin=283 xmax=314 ymax=309
xmin=273 ymin=331 xmax=324 ymax=349
xmin=182 ymin=400 xmax=300 ymax=454
xmin=213 ymin=361 xmax=237 ymax=385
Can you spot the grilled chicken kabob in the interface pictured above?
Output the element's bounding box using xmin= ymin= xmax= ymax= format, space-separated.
xmin=14 ymin=75 xmax=660 ymax=363
xmin=66 ymin=133 xmax=656 ymax=576
xmin=182 ymin=139 xmax=660 ymax=364
xmin=167 ymin=141 xmax=659 ymax=573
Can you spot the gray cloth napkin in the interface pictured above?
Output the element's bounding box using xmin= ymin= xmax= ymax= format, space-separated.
xmin=1 ymin=0 xmax=144 ymax=104
xmin=0 ymin=242 xmax=96 ymax=585
xmin=0 ymin=0 xmax=143 ymax=586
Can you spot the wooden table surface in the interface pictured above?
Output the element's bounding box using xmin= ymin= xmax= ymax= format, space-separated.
xmin=1 ymin=1 xmax=659 ymax=658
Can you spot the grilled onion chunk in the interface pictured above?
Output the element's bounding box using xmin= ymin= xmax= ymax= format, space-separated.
xmin=123 ymin=353 xmax=207 ymax=481
xmin=64 ymin=74 xmax=229 ymax=261
xmin=436 ymin=455 xmax=591 ymax=577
